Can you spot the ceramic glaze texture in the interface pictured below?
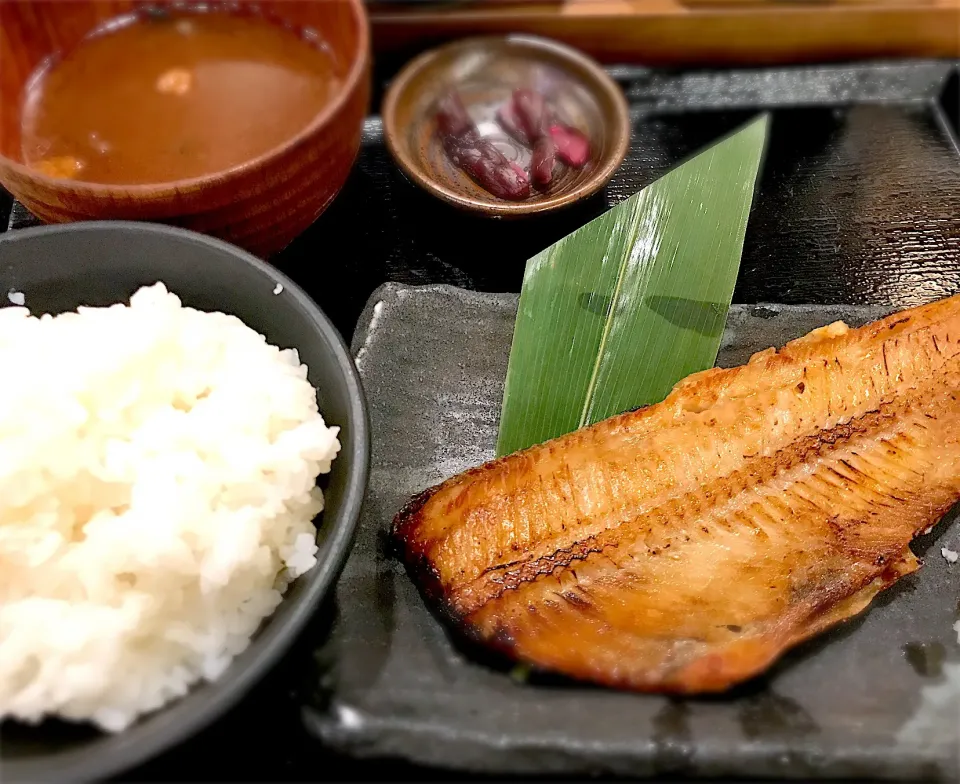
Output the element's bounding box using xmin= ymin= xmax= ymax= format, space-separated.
xmin=382 ymin=35 xmax=630 ymax=217
xmin=305 ymin=283 xmax=959 ymax=780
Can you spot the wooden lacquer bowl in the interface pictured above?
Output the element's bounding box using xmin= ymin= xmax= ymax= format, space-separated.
xmin=0 ymin=0 xmax=370 ymax=257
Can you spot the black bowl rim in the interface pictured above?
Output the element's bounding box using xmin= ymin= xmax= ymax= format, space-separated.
xmin=0 ymin=221 xmax=371 ymax=783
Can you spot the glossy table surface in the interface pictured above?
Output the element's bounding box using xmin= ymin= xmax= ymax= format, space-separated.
xmin=1 ymin=56 xmax=959 ymax=781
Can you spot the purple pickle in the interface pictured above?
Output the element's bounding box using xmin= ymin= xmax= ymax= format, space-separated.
xmin=549 ymin=123 xmax=590 ymax=168
xmin=512 ymin=88 xmax=549 ymax=141
xmin=511 ymin=89 xmax=558 ymax=187
xmin=530 ymin=136 xmax=557 ymax=187
xmin=435 ymin=89 xmax=530 ymax=201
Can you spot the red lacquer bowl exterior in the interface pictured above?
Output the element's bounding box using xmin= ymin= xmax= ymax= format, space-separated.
xmin=0 ymin=0 xmax=371 ymax=257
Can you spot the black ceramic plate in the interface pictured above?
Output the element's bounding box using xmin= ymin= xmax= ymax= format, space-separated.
xmin=305 ymin=283 xmax=960 ymax=780
xmin=0 ymin=223 xmax=370 ymax=783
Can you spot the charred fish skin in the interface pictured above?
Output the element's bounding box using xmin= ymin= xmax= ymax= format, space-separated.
xmin=393 ymin=487 xmax=447 ymax=608
xmin=393 ymin=295 xmax=960 ymax=693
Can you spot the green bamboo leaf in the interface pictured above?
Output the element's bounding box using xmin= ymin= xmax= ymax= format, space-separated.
xmin=496 ymin=114 xmax=769 ymax=458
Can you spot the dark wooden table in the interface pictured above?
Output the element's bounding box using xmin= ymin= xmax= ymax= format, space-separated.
xmin=2 ymin=56 xmax=959 ymax=782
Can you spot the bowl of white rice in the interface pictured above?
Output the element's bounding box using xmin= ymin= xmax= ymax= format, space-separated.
xmin=0 ymin=221 xmax=369 ymax=782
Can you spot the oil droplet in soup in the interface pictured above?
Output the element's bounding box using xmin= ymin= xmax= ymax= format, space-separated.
xmin=20 ymin=9 xmax=341 ymax=185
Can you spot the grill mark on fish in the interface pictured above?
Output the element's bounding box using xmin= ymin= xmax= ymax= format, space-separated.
xmin=394 ymin=295 xmax=960 ymax=692
xmin=561 ymin=590 xmax=592 ymax=609
xmin=480 ymin=537 xmax=607 ymax=585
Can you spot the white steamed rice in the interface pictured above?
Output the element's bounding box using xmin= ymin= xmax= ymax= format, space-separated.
xmin=0 ymin=283 xmax=340 ymax=732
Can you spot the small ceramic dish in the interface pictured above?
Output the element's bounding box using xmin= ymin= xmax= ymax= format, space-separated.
xmin=382 ymin=35 xmax=631 ymax=218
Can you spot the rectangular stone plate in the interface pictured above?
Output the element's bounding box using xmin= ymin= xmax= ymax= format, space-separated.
xmin=303 ymin=282 xmax=960 ymax=780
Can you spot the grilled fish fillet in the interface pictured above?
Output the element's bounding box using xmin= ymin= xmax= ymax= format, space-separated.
xmin=393 ymin=296 xmax=960 ymax=693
